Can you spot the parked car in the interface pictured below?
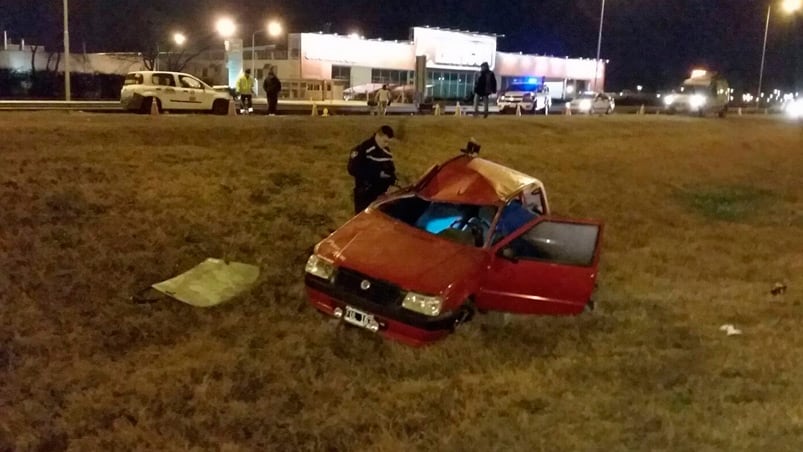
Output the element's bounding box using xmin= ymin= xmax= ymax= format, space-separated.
xmin=567 ymin=92 xmax=615 ymax=114
xmin=497 ymin=83 xmax=552 ymax=114
xmin=304 ymin=145 xmax=604 ymax=346
xmin=120 ymin=71 xmax=233 ymax=114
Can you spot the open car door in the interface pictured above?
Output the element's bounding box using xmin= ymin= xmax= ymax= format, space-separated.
xmin=476 ymin=216 xmax=603 ymax=315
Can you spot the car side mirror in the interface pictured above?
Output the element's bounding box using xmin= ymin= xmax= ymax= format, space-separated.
xmin=500 ymin=247 xmax=518 ymax=263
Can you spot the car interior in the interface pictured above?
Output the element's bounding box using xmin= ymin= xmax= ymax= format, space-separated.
xmin=377 ymin=192 xmax=545 ymax=248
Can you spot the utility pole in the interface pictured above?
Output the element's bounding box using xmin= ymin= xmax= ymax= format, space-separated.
xmin=63 ymin=0 xmax=71 ymax=101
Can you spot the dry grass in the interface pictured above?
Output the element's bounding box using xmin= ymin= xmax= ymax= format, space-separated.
xmin=1 ymin=112 xmax=802 ymax=451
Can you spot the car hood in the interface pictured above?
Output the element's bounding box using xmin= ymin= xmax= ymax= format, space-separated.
xmin=316 ymin=210 xmax=487 ymax=296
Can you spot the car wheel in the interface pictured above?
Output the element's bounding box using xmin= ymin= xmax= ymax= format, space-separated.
xmin=212 ymin=99 xmax=229 ymax=115
xmin=718 ymin=107 xmax=728 ymax=118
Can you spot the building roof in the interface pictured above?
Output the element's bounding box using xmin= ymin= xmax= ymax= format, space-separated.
xmin=417 ymin=155 xmax=543 ymax=206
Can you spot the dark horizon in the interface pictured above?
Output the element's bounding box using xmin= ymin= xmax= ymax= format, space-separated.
xmin=1 ymin=0 xmax=801 ymax=92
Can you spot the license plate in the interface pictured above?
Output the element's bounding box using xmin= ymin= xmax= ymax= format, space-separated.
xmin=343 ymin=306 xmax=379 ymax=331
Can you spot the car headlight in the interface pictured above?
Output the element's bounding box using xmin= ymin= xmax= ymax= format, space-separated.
xmin=402 ymin=292 xmax=443 ymax=317
xmin=579 ymin=99 xmax=592 ymax=111
xmin=690 ymin=95 xmax=706 ymax=109
xmin=786 ymin=99 xmax=802 ymax=118
xmin=664 ymin=95 xmax=676 ymax=106
xmin=305 ymin=255 xmax=335 ymax=281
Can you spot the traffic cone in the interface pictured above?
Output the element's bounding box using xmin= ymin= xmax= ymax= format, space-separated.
xmin=322 ymin=107 xmax=330 ymax=117
xmin=149 ymin=99 xmax=159 ymax=116
xmin=565 ymin=103 xmax=572 ymax=116
xmin=311 ymin=103 xmax=318 ymax=116
xmin=515 ymin=104 xmax=522 ymax=116
xmin=638 ymin=104 xmax=645 ymax=115
xmin=737 ymin=107 xmax=742 ymax=116
xmin=227 ymin=99 xmax=236 ymax=116
xmin=434 ymin=104 xmax=441 ymax=116
xmin=454 ymin=102 xmax=461 ymax=116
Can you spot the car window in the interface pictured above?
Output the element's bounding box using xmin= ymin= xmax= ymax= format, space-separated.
xmin=124 ymin=73 xmax=143 ymax=85
xmin=491 ymin=199 xmax=539 ymax=245
xmin=522 ymin=189 xmax=545 ymax=214
xmin=507 ymin=221 xmax=599 ymax=266
xmin=179 ymin=76 xmax=203 ymax=89
xmin=152 ymin=73 xmax=176 ymax=87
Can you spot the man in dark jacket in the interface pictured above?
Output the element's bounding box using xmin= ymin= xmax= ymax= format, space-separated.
xmin=473 ymin=62 xmax=497 ymax=118
xmin=263 ymin=69 xmax=282 ymax=116
xmin=347 ymin=125 xmax=396 ymax=214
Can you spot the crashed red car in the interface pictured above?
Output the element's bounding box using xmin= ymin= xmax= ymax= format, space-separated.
xmin=304 ymin=150 xmax=603 ymax=346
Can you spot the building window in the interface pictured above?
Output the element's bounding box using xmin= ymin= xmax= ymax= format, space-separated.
xmin=332 ymin=65 xmax=351 ymax=82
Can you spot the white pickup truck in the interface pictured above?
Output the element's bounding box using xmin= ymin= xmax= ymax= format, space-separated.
xmin=120 ymin=71 xmax=233 ymax=114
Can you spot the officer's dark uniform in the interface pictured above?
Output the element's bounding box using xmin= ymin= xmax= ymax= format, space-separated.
xmin=347 ymin=136 xmax=396 ymax=214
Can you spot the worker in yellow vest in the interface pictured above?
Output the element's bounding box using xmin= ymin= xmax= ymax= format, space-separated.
xmin=236 ymin=69 xmax=255 ymax=114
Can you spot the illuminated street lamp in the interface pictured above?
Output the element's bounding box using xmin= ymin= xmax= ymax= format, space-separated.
xmin=173 ymin=32 xmax=187 ymax=46
xmin=216 ymin=17 xmax=237 ymax=38
xmin=758 ymin=0 xmax=802 ymax=105
xmin=251 ymin=20 xmax=284 ymax=94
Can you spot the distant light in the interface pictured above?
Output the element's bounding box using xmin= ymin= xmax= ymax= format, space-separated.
xmin=566 ymin=85 xmax=575 ymax=94
xmin=267 ymin=20 xmax=283 ymax=38
xmin=216 ymin=17 xmax=236 ymax=38
xmin=173 ymin=32 xmax=186 ymax=46
xmin=348 ymin=31 xmax=361 ymax=39
xmin=636 ymin=85 xmax=643 ymax=92
xmin=527 ymin=77 xmax=538 ymax=84
xmin=656 ymin=93 xmax=662 ymax=98
xmin=691 ymin=69 xmax=707 ymax=78
xmin=782 ymin=0 xmax=802 ymax=14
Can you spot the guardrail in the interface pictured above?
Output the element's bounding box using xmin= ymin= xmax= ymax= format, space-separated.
xmin=0 ymin=99 xmax=787 ymax=116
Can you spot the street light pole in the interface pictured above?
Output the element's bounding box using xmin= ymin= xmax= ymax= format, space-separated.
xmin=63 ymin=0 xmax=71 ymax=101
xmin=251 ymin=32 xmax=257 ymax=94
xmin=758 ymin=4 xmax=771 ymax=106
xmin=593 ymin=0 xmax=606 ymax=92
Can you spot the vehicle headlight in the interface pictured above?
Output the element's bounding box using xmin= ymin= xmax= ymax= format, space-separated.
xmin=690 ymin=95 xmax=706 ymax=109
xmin=664 ymin=95 xmax=676 ymax=106
xmin=579 ymin=99 xmax=592 ymax=111
xmin=402 ymin=292 xmax=443 ymax=317
xmin=786 ymin=99 xmax=802 ymax=119
xmin=305 ymin=255 xmax=335 ymax=281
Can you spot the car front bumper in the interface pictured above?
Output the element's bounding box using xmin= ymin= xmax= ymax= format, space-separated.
xmin=498 ymin=101 xmax=536 ymax=111
xmin=305 ymin=275 xmax=459 ymax=346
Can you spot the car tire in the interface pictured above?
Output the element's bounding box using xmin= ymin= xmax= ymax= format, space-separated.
xmin=718 ymin=107 xmax=728 ymax=118
xmin=212 ymin=99 xmax=229 ymax=115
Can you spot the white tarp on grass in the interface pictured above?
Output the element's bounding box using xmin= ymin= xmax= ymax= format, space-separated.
xmin=152 ymin=258 xmax=260 ymax=307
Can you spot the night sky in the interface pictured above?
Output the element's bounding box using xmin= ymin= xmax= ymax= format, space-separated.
xmin=1 ymin=0 xmax=801 ymax=91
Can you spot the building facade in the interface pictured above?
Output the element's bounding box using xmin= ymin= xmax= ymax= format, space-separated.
xmin=187 ymin=26 xmax=606 ymax=102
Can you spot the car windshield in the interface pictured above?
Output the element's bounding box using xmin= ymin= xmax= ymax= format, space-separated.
xmin=377 ymin=195 xmax=497 ymax=248
xmin=680 ymin=84 xmax=712 ymax=95
xmin=577 ymin=93 xmax=596 ymax=99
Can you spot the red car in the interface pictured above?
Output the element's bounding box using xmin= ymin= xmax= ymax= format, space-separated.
xmin=304 ymin=150 xmax=603 ymax=346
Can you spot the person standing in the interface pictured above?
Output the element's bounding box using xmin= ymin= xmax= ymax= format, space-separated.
xmin=263 ymin=69 xmax=282 ymax=116
xmin=236 ymin=69 xmax=255 ymax=114
xmin=347 ymin=125 xmax=397 ymax=214
xmin=473 ymin=62 xmax=497 ymax=118
xmin=375 ymin=84 xmax=392 ymax=116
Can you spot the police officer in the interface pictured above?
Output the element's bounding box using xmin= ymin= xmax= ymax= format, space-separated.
xmin=347 ymin=125 xmax=396 ymax=214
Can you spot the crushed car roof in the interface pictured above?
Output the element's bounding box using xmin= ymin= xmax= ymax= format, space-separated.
xmin=417 ymin=155 xmax=544 ymax=205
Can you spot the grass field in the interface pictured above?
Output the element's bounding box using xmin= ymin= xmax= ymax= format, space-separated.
xmin=1 ymin=112 xmax=802 ymax=451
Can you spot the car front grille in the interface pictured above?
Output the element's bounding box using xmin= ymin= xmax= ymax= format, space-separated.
xmin=334 ymin=267 xmax=403 ymax=306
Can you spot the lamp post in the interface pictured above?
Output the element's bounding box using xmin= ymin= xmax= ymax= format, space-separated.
xmin=63 ymin=0 xmax=70 ymax=101
xmin=758 ymin=0 xmax=802 ymax=105
xmin=251 ymin=20 xmax=283 ymax=95
xmin=592 ymin=0 xmax=606 ymax=92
